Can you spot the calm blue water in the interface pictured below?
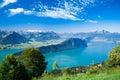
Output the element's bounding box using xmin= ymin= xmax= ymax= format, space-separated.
xmin=44 ymin=42 xmax=117 ymax=71
xmin=0 ymin=49 xmax=23 ymax=60
xmin=0 ymin=42 xmax=117 ymax=71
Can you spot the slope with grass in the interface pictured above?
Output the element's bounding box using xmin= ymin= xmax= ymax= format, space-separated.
xmin=38 ymin=66 xmax=120 ymax=80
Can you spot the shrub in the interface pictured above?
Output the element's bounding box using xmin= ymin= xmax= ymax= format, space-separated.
xmin=107 ymin=45 xmax=120 ymax=67
xmin=86 ymin=64 xmax=102 ymax=74
xmin=61 ymin=68 xmax=70 ymax=76
xmin=0 ymin=55 xmax=30 ymax=80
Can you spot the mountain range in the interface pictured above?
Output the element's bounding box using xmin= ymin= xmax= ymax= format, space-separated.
xmin=14 ymin=38 xmax=87 ymax=55
xmin=59 ymin=30 xmax=120 ymax=43
xmin=38 ymin=38 xmax=87 ymax=53
xmin=0 ymin=30 xmax=60 ymax=45
xmin=0 ymin=32 xmax=28 ymax=45
xmin=0 ymin=30 xmax=120 ymax=45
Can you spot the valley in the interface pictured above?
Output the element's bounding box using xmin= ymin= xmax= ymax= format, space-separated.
xmin=0 ymin=39 xmax=65 ymax=49
xmin=0 ymin=30 xmax=119 ymax=71
xmin=0 ymin=30 xmax=120 ymax=50
xmin=0 ymin=0 xmax=119 ymax=79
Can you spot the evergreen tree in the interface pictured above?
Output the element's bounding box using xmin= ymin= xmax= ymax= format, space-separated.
xmin=52 ymin=61 xmax=59 ymax=70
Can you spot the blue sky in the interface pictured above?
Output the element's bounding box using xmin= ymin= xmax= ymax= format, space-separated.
xmin=0 ymin=0 xmax=120 ymax=32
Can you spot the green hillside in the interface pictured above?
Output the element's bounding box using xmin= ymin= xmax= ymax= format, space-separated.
xmin=38 ymin=67 xmax=120 ymax=80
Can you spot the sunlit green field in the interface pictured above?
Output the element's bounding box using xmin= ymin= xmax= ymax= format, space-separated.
xmin=35 ymin=67 xmax=120 ymax=80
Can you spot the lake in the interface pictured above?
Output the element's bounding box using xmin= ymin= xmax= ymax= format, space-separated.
xmin=0 ymin=49 xmax=23 ymax=60
xmin=44 ymin=42 xmax=117 ymax=71
xmin=0 ymin=42 xmax=117 ymax=71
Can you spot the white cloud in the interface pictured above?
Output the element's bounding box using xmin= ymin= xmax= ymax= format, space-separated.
xmin=36 ymin=8 xmax=80 ymax=20
xmin=8 ymin=8 xmax=35 ymax=16
xmin=8 ymin=8 xmax=24 ymax=16
xmin=8 ymin=7 xmax=80 ymax=20
xmin=32 ymin=0 xmax=84 ymax=20
xmin=7 ymin=0 xmax=97 ymax=21
xmin=86 ymin=20 xmax=98 ymax=23
xmin=79 ymin=0 xmax=95 ymax=7
xmin=23 ymin=10 xmax=34 ymax=15
xmin=26 ymin=30 xmax=42 ymax=32
xmin=31 ymin=0 xmax=96 ymax=20
xmin=0 ymin=0 xmax=17 ymax=8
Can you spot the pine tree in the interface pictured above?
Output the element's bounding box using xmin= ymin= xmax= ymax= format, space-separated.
xmin=52 ymin=61 xmax=59 ymax=70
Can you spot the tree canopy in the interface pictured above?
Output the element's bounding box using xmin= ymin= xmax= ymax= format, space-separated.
xmin=107 ymin=45 xmax=120 ymax=67
xmin=21 ymin=48 xmax=47 ymax=77
xmin=0 ymin=55 xmax=30 ymax=80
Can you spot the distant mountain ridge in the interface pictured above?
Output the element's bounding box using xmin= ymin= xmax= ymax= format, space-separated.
xmin=14 ymin=38 xmax=87 ymax=55
xmin=0 ymin=30 xmax=60 ymax=45
xmin=38 ymin=38 xmax=87 ymax=53
xmin=20 ymin=31 xmax=60 ymax=41
xmin=0 ymin=30 xmax=120 ymax=45
xmin=0 ymin=32 xmax=28 ymax=45
xmin=59 ymin=30 xmax=120 ymax=43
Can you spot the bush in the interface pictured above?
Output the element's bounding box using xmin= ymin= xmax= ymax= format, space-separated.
xmin=0 ymin=55 xmax=30 ymax=80
xmin=61 ymin=68 xmax=70 ymax=76
xmin=86 ymin=64 xmax=102 ymax=74
xmin=107 ymin=45 xmax=120 ymax=67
